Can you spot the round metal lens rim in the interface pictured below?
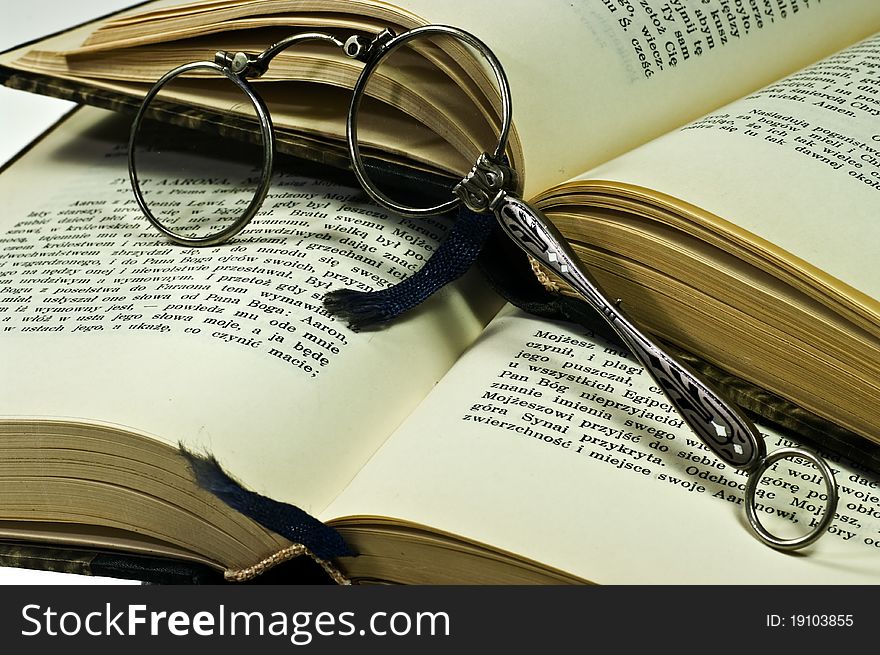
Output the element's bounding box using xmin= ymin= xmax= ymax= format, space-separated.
xmin=744 ymin=447 xmax=838 ymax=551
xmin=128 ymin=60 xmax=274 ymax=247
xmin=346 ymin=24 xmax=513 ymax=217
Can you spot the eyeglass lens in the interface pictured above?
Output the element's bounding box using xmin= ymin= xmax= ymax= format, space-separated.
xmin=130 ymin=64 xmax=267 ymax=243
xmin=351 ymin=31 xmax=506 ymax=212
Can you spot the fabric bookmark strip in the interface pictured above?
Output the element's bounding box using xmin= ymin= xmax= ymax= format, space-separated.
xmin=180 ymin=448 xmax=353 ymax=564
xmin=323 ymin=203 xmax=496 ymax=330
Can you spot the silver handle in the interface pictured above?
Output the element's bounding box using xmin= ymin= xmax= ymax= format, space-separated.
xmin=494 ymin=194 xmax=766 ymax=471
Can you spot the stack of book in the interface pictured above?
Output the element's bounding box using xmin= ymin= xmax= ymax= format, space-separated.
xmin=0 ymin=0 xmax=877 ymax=584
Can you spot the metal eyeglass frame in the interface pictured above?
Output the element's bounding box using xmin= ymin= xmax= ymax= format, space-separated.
xmin=128 ymin=24 xmax=839 ymax=550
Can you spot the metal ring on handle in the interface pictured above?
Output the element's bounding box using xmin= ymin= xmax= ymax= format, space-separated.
xmin=346 ymin=24 xmax=513 ymax=217
xmin=128 ymin=60 xmax=275 ymax=248
xmin=744 ymin=447 xmax=838 ymax=551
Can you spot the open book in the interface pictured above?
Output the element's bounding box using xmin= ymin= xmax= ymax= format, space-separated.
xmin=2 ymin=0 xmax=879 ymax=464
xmin=0 ymin=105 xmax=879 ymax=585
xmin=0 ymin=0 xmax=878 ymax=583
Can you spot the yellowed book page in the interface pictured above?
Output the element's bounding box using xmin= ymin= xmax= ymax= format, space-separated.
xmin=398 ymin=0 xmax=880 ymax=196
xmin=0 ymin=106 xmax=502 ymax=516
xmin=565 ymin=32 xmax=880 ymax=318
xmin=7 ymin=0 xmax=879 ymax=199
xmin=323 ymin=306 xmax=880 ymax=584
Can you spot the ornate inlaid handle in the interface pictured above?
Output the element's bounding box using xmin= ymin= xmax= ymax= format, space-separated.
xmin=494 ymin=194 xmax=766 ymax=470
xmin=446 ymin=149 xmax=767 ymax=471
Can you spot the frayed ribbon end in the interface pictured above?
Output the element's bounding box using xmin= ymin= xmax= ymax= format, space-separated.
xmin=322 ymin=289 xmax=393 ymax=331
